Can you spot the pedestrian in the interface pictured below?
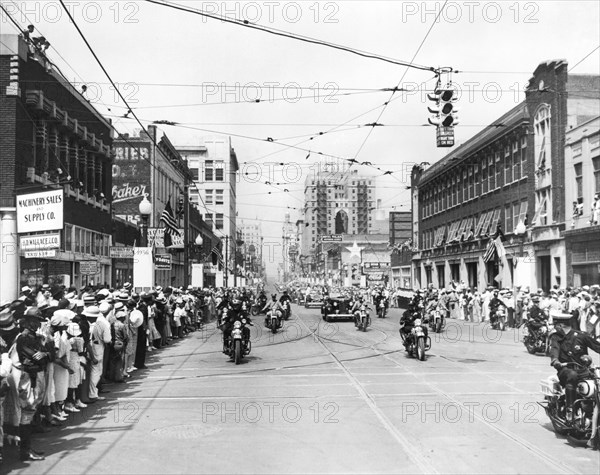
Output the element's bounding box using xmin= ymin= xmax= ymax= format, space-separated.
xmin=85 ymin=306 xmax=111 ymax=403
xmin=64 ymin=322 xmax=86 ymax=413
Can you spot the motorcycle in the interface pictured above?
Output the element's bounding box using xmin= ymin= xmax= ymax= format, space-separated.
xmin=282 ymin=300 xmax=291 ymax=320
xmin=225 ymin=318 xmax=252 ymax=365
xmin=428 ymin=308 xmax=445 ymax=333
xmin=265 ymin=310 xmax=282 ymax=334
xmin=377 ymin=299 xmax=387 ymax=318
xmin=251 ymin=296 xmax=267 ymax=316
xmin=355 ymin=304 xmax=371 ymax=332
xmin=400 ymin=317 xmax=431 ymax=361
xmin=539 ymin=359 xmax=600 ymax=449
xmin=522 ymin=321 xmax=553 ymax=355
xmin=490 ymin=307 xmax=507 ymax=331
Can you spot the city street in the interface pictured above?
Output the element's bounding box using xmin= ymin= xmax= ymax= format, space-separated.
xmin=4 ymin=303 xmax=599 ymax=474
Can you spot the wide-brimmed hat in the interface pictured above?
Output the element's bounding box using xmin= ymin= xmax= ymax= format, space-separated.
xmin=129 ymin=309 xmax=143 ymax=328
xmin=83 ymin=306 xmax=101 ymax=319
xmin=41 ymin=284 xmax=51 ymax=291
xmin=115 ymin=310 xmax=127 ymax=320
xmin=116 ymin=292 xmax=129 ymax=302
xmin=114 ymin=302 xmax=125 ymax=312
xmin=123 ymin=282 xmax=132 ymax=290
xmin=552 ymin=312 xmax=573 ymax=323
xmin=50 ymin=311 xmax=71 ymax=327
xmin=0 ymin=308 xmax=15 ymax=330
xmin=20 ymin=286 xmax=32 ymax=294
xmin=98 ymin=301 xmax=111 ymax=314
xmin=83 ymin=295 xmax=96 ymax=306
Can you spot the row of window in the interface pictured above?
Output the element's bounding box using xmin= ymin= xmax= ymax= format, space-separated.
xmin=204 ymin=213 xmax=224 ymax=230
xmin=421 ymin=137 xmax=527 ymax=219
xmin=574 ymin=156 xmax=600 ymax=200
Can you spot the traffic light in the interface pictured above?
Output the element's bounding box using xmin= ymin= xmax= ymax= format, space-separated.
xmin=427 ymin=84 xmax=458 ymax=127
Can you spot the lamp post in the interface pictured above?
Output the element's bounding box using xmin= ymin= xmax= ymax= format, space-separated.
xmin=195 ymin=234 xmax=204 ymax=261
xmin=138 ymin=195 xmax=152 ymax=247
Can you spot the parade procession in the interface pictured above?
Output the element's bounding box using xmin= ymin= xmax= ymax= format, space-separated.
xmin=0 ymin=1 xmax=599 ymax=474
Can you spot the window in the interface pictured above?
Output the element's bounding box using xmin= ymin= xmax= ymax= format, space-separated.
xmin=215 ymin=213 xmax=224 ymax=230
xmin=205 ymin=213 xmax=213 ymax=227
xmin=215 ymin=161 xmax=224 ymax=181
xmin=521 ymin=136 xmax=528 ymax=177
xmin=495 ymin=152 xmax=502 ymax=188
xmin=215 ymin=189 xmax=224 ymax=205
xmin=468 ymin=167 xmax=474 ymax=199
xmin=513 ymin=141 xmax=521 ymax=181
xmin=205 ymin=161 xmax=214 ymax=181
xmin=534 ymin=105 xmax=551 ymax=171
xmin=482 ymin=161 xmax=488 ymax=194
xmin=488 ymin=155 xmax=495 ymax=190
xmin=533 ymin=189 xmax=550 ymax=226
xmin=594 ymin=157 xmax=600 ymax=194
xmin=590 ymin=135 xmax=600 ymax=151
xmin=462 ymin=169 xmax=468 ymax=202
xmin=574 ymin=163 xmax=583 ymax=202
xmin=64 ymin=224 xmax=72 ymax=252
xmin=504 ymin=145 xmax=512 ymax=185
xmin=190 ymin=168 xmax=199 ymax=181
xmin=505 ymin=205 xmax=513 ymax=233
xmin=205 ymin=189 xmax=213 ymax=205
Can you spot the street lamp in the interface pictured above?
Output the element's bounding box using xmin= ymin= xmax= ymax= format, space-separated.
xmin=194 ymin=234 xmax=204 ymax=261
xmin=138 ymin=195 xmax=152 ymax=247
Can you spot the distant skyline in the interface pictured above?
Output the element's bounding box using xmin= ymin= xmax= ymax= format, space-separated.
xmin=2 ymin=0 xmax=598 ymax=279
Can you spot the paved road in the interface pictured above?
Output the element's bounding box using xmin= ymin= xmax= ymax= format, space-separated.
xmin=4 ymin=304 xmax=600 ymax=474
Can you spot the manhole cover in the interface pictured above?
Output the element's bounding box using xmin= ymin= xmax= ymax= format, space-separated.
xmin=151 ymin=424 xmax=221 ymax=440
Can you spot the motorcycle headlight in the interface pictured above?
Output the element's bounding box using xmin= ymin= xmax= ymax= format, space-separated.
xmin=540 ymin=326 xmax=547 ymax=334
xmin=242 ymin=318 xmax=247 ymax=324
xmin=414 ymin=319 xmax=422 ymax=326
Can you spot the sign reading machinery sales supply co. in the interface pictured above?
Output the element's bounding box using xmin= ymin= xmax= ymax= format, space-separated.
xmin=16 ymin=190 xmax=64 ymax=233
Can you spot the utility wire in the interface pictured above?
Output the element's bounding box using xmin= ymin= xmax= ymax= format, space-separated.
xmin=144 ymin=0 xmax=437 ymax=73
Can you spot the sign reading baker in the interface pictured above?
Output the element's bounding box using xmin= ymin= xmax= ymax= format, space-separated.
xmin=16 ymin=190 xmax=64 ymax=233
xmin=111 ymin=143 xmax=151 ymax=216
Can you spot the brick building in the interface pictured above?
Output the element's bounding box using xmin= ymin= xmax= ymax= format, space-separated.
xmin=1 ymin=34 xmax=114 ymax=299
xmin=563 ymin=114 xmax=600 ymax=286
xmin=411 ymin=60 xmax=600 ymax=292
xmin=389 ymin=211 xmax=412 ymax=288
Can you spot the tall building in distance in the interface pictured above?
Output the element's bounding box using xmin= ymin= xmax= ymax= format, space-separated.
xmin=239 ymin=220 xmax=264 ymax=282
xmin=302 ymin=164 xmax=376 ymax=257
xmin=177 ymin=136 xmax=239 ymax=280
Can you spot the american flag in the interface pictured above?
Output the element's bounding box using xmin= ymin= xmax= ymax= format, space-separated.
xmin=211 ymin=242 xmax=224 ymax=268
xmin=160 ymin=200 xmax=181 ymax=247
xmin=483 ymin=238 xmax=497 ymax=263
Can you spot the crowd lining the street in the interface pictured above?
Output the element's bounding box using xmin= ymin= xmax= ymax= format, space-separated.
xmin=1 ymin=280 xmax=599 ymax=466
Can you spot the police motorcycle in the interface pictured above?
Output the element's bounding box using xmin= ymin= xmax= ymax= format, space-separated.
xmin=266 ymin=308 xmax=283 ymax=334
xmin=222 ymin=299 xmax=252 ymax=364
xmin=251 ymin=293 xmax=268 ymax=316
xmin=354 ymin=302 xmax=371 ymax=332
xmin=399 ymin=306 xmax=431 ymax=361
xmin=377 ymin=297 xmax=388 ymax=318
xmin=522 ymin=310 xmax=553 ymax=355
xmin=423 ymin=297 xmax=445 ymax=334
xmin=490 ymin=306 xmax=508 ymax=331
xmin=281 ymin=299 xmax=291 ymax=321
xmin=539 ymin=357 xmax=600 ymax=448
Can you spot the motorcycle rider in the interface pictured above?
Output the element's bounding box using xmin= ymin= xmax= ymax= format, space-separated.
xmin=549 ymin=312 xmax=600 ymax=421
xmin=374 ymin=289 xmax=388 ymax=317
xmin=526 ymin=296 xmax=547 ymax=334
xmin=400 ymin=301 xmax=426 ymax=345
xmin=279 ymin=290 xmax=292 ymax=319
xmin=222 ymin=296 xmax=253 ymax=353
xmin=489 ymin=289 xmax=507 ymax=325
xmin=262 ymin=294 xmax=284 ymax=328
xmin=351 ymin=295 xmax=365 ymax=327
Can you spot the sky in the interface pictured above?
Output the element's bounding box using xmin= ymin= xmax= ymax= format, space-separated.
xmin=1 ymin=0 xmax=599 ymax=279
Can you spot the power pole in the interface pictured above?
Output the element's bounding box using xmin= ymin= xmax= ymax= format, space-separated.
xmin=183 ymin=183 xmax=190 ymax=288
xmin=224 ymin=235 xmax=229 ymax=287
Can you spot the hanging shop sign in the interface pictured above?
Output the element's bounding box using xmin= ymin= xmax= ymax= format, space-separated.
xmin=20 ymin=233 xmax=61 ymax=251
xmin=16 ymin=190 xmax=64 ymax=233
xmin=24 ymin=250 xmax=57 ymax=259
xmin=109 ymin=247 xmax=135 ymax=259
xmin=148 ymin=228 xmax=184 ymax=249
xmin=154 ymin=254 xmax=172 ymax=270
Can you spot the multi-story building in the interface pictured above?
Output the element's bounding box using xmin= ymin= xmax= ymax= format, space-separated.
xmin=302 ymin=165 xmax=376 ymax=276
xmin=389 ymin=211 xmax=413 ymax=288
xmin=177 ymin=136 xmax=239 ymax=282
xmin=411 ymin=60 xmax=600 ymax=291
xmin=1 ymin=34 xmax=114 ymax=299
xmin=563 ymin=115 xmax=600 ymax=286
xmin=239 ymin=221 xmax=263 ymax=283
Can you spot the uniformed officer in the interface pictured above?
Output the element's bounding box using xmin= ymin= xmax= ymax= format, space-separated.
xmin=549 ymin=312 xmax=600 ymax=420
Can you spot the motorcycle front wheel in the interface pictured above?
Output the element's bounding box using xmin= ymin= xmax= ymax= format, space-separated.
xmin=234 ymin=340 xmax=242 ymax=365
xmin=417 ymin=337 xmax=426 ymax=361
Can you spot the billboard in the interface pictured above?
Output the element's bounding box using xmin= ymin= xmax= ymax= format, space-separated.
xmin=111 ymin=143 xmax=151 ymax=216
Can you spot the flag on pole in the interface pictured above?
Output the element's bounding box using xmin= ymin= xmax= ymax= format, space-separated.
xmin=211 ymin=241 xmax=224 ymax=268
xmin=160 ymin=200 xmax=181 ymax=248
xmin=483 ymin=239 xmax=496 ymax=263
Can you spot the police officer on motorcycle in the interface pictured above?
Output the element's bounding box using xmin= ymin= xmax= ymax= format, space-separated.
xmin=262 ymin=294 xmax=284 ymax=327
xmin=279 ymin=290 xmax=292 ymax=319
xmin=526 ymin=296 xmax=547 ymax=333
xmin=489 ymin=289 xmax=507 ymax=323
xmin=549 ymin=312 xmax=600 ymax=421
xmin=222 ymin=296 xmax=253 ymax=352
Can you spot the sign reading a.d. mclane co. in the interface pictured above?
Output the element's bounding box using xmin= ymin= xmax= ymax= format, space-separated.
xmin=16 ymin=190 xmax=64 ymax=234
xmin=321 ymin=235 xmax=343 ymax=242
